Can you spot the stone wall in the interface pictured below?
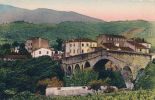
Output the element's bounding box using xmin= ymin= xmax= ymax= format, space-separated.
xmin=46 ymin=86 xmax=117 ymax=96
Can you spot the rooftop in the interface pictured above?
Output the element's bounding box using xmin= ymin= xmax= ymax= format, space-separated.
xmin=102 ymin=43 xmax=119 ymax=50
xmin=65 ymin=38 xmax=96 ymax=43
xmin=127 ymin=41 xmax=148 ymax=49
xmin=120 ymin=47 xmax=134 ymax=52
xmin=4 ymin=55 xmax=28 ymax=59
xmin=131 ymin=38 xmax=150 ymax=44
xmin=98 ymin=34 xmax=126 ymax=38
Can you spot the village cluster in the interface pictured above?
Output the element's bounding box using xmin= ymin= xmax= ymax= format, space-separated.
xmin=3 ymin=34 xmax=151 ymax=60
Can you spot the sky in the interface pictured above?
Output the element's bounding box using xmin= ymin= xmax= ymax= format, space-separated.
xmin=0 ymin=0 xmax=155 ymax=22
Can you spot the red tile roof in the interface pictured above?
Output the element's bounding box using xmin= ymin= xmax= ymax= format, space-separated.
xmin=4 ymin=55 xmax=27 ymax=59
xmin=127 ymin=41 xmax=148 ymax=49
xmin=102 ymin=43 xmax=119 ymax=50
xmin=120 ymin=47 xmax=134 ymax=52
xmin=131 ymin=38 xmax=150 ymax=44
xmin=65 ymin=38 xmax=96 ymax=43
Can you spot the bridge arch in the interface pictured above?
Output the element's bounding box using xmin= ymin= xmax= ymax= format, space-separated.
xmin=92 ymin=55 xmax=134 ymax=89
xmin=74 ymin=64 xmax=80 ymax=72
xmin=92 ymin=55 xmax=121 ymax=72
xmin=123 ymin=66 xmax=133 ymax=80
xmin=67 ymin=66 xmax=72 ymax=76
xmin=84 ymin=61 xmax=91 ymax=69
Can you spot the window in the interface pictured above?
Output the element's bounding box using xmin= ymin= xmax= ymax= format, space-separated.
xmin=28 ymin=48 xmax=32 ymax=50
xmin=87 ymin=43 xmax=89 ymax=46
xmin=82 ymin=49 xmax=84 ymax=53
xmin=39 ymin=51 xmax=41 ymax=54
xmin=31 ymin=43 xmax=32 ymax=46
xmin=107 ymin=38 xmax=109 ymax=40
xmin=70 ymin=44 xmax=72 ymax=47
xmin=82 ymin=43 xmax=84 ymax=47
xmin=73 ymin=49 xmax=75 ymax=53
xmin=73 ymin=44 xmax=75 ymax=47
xmin=140 ymin=49 xmax=142 ymax=52
xmin=70 ymin=49 xmax=71 ymax=53
xmin=47 ymin=51 xmax=49 ymax=54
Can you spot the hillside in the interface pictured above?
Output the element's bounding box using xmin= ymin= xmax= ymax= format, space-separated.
xmin=120 ymin=27 xmax=145 ymax=39
xmin=0 ymin=20 xmax=155 ymax=47
xmin=0 ymin=4 xmax=103 ymax=24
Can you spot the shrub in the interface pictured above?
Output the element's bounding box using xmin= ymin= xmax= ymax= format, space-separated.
xmin=63 ymin=69 xmax=98 ymax=86
xmin=87 ymin=78 xmax=111 ymax=91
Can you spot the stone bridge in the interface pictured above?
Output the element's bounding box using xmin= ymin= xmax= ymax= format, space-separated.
xmin=61 ymin=49 xmax=152 ymax=89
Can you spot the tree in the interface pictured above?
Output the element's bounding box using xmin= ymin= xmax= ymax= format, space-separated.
xmin=110 ymin=71 xmax=126 ymax=88
xmin=63 ymin=69 xmax=98 ymax=86
xmin=54 ymin=38 xmax=64 ymax=51
xmin=12 ymin=41 xmax=19 ymax=47
xmin=18 ymin=43 xmax=30 ymax=56
xmin=88 ymin=78 xmax=111 ymax=91
xmin=0 ymin=56 xmax=64 ymax=98
xmin=99 ymin=70 xmax=126 ymax=88
xmin=135 ymin=62 xmax=155 ymax=90
xmin=37 ymin=77 xmax=64 ymax=87
xmin=1 ymin=43 xmax=11 ymax=50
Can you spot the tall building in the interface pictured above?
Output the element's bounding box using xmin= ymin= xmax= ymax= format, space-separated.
xmin=63 ymin=38 xmax=97 ymax=57
xmin=25 ymin=37 xmax=49 ymax=53
xmin=97 ymin=34 xmax=126 ymax=47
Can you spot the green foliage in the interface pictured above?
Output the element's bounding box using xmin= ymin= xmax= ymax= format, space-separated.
xmin=53 ymin=38 xmax=64 ymax=51
xmin=12 ymin=41 xmax=19 ymax=47
xmin=12 ymin=91 xmax=36 ymax=100
xmin=0 ymin=20 xmax=154 ymax=47
xmin=0 ymin=56 xmax=64 ymax=99
xmin=88 ymin=78 xmax=111 ymax=91
xmin=10 ymin=90 xmax=155 ymax=100
xmin=64 ymin=69 xmax=98 ymax=86
xmin=135 ymin=62 xmax=155 ymax=90
xmin=99 ymin=70 xmax=126 ymax=88
xmin=37 ymin=77 xmax=64 ymax=87
xmin=111 ymin=71 xmax=126 ymax=88
xmin=0 ymin=42 xmax=30 ymax=58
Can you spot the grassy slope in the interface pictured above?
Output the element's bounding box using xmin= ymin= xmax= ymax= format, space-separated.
xmin=135 ymin=23 xmax=155 ymax=47
xmin=0 ymin=20 xmax=154 ymax=47
xmin=120 ymin=27 xmax=145 ymax=39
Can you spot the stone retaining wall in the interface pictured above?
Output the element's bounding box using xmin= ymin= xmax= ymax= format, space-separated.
xmin=46 ymin=86 xmax=117 ymax=96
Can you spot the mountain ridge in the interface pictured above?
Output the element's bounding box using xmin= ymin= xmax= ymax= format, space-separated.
xmin=0 ymin=4 xmax=104 ymax=24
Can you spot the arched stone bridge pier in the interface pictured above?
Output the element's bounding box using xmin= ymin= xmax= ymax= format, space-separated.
xmin=61 ymin=49 xmax=151 ymax=89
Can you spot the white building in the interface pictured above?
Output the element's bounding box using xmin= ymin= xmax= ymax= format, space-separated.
xmin=31 ymin=48 xmax=52 ymax=58
xmin=63 ymin=38 xmax=97 ymax=57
